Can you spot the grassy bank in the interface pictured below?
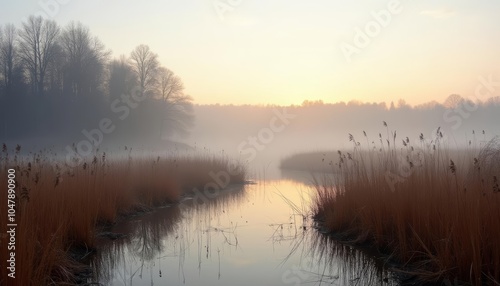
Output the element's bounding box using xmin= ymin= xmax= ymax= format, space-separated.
xmin=0 ymin=145 xmax=245 ymax=285
xmin=312 ymin=129 xmax=500 ymax=285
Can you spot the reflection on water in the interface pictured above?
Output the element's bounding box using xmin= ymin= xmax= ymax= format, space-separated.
xmin=285 ymin=229 xmax=398 ymax=286
xmin=91 ymin=204 xmax=182 ymax=284
xmin=88 ymin=177 xmax=400 ymax=286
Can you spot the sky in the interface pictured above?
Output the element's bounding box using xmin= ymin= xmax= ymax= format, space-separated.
xmin=1 ymin=0 xmax=500 ymax=106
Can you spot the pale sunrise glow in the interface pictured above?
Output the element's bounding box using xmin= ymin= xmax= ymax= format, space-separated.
xmin=2 ymin=0 xmax=499 ymax=106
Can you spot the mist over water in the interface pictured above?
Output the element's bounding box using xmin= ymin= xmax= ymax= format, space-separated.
xmin=63 ymin=100 xmax=496 ymax=285
xmin=1 ymin=3 xmax=500 ymax=285
xmin=184 ymin=100 xmax=500 ymax=173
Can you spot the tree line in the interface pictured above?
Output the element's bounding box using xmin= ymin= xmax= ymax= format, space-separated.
xmin=0 ymin=16 xmax=193 ymax=145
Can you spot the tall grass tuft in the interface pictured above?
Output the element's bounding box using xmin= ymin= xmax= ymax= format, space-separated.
xmin=0 ymin=147 xmax=245 ymax=285
xmin=313 ymin=126 xmax=500 ymax=285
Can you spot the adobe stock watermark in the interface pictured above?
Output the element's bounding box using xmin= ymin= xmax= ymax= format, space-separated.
xmin=340 ymin=0 xmax=403 ymax=63
xmin=237 ymin=109 xmax=296 ymax=162
xmin=50 ymin=87 xmax=147 ymax=175
xmin=384 ymin=127 xmax=446 ymax=192
xmin=213 ymin=0 xmax=243 ymax=21
xmin=179 ymin=108 xmax=296 ymax=210
xmin=385 ymin=74 xmax=500 ymax=191
xmin=443 ymin=74 xmax=500 ymax=130
xmin=22 ymin=0 xmax=72 ymax=21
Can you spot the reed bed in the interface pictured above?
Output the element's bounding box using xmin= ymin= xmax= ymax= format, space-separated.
xmin=313 ymin=126 xmax=500 ymax=285
xmin=0 ymin=145 xmax=245 ymax=285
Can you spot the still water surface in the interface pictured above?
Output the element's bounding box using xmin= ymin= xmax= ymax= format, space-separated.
xmin=90 ymin=171 xmax=399 ymax=286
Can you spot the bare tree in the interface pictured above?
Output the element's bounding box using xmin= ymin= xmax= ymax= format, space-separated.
xmin=108 ymin=55 xmax=137 ymax=100
xmin=45 ymin=42 xmax=64 ymax=95
xmin=156 ymin=67 xmax=193 ymax=138
xmin=60 ymin=22 xmax=109 ymax=96
xmin=0 ymin=25 xmax=17 ymax=96
xmin=18 ymin=16 xmax=60 ymax=96
xmin=130 ymin=44 xmax=158 ymax=97
xmin=157 ymin=67 xmax=184 ymax=102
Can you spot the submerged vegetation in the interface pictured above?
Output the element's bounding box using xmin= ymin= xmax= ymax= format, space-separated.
xmin=0 ymin=145 xmax=245 ymax=285
xmin=311 ymin=126 xmax=500 ymax=285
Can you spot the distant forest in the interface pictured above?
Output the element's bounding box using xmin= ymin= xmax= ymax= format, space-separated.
xmin=189 ymin=96 xmax=500 ymax=160
xmin=1 ymin=16 xmax=499 ymax=152
xmin=0 ymin=16 xmax=193 ymax=146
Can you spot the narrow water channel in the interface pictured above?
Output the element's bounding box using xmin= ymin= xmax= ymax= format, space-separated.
xmin=89 ymin=171 xmax=399 ymax=286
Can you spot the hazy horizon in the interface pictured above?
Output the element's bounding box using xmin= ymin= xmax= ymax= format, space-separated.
xmin=2 ymin=1 xmax=500 ymax=106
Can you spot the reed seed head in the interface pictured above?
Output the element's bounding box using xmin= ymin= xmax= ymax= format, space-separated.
xmin=54 ymin=176 xmax=61 ymax=188
xmin=494 ymin=176 xmax=499 ymax=193
xmin=449 ymin=160 xmax=456 ymax=174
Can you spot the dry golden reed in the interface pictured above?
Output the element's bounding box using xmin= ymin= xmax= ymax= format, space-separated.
xmin=314 ymin=126 xmax=500 ymax=285
xmin=0 ymin=146 xmax=245 ymax=285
